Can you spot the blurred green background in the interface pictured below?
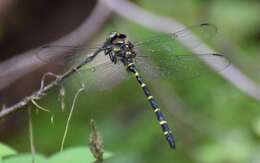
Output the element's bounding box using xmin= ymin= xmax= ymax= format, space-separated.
xmin=1 ymin=0 xmax=260 ymax=163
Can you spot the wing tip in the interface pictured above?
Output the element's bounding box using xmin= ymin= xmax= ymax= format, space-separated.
xmin=200 ymin=23 xmax=218 ymax=33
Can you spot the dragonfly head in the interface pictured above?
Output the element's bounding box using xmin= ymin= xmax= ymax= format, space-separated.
xmin=105 ymin=32 xmax=136 ymax=64
xmin=107 ymin=32 xmax=127 ymax=42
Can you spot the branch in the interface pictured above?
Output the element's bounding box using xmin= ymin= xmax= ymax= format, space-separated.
xmin=0 ymin=49 xmax=101 ymax=119
xmin=100 ymin=0 xmax=260 ymax=100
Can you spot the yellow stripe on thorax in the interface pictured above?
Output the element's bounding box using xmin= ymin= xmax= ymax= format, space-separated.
xmin=127 ymin=63 xmax=134 ymax=68
xmin=147 ymin=96 xmax=153 ymax=100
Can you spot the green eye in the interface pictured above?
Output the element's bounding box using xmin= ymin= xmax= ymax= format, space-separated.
xmin=109 ymin=32 xmax=117 ymax=39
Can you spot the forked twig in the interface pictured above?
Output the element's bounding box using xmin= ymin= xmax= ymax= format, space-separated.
xmin=31 ymin=99 xmax=50 ymax=113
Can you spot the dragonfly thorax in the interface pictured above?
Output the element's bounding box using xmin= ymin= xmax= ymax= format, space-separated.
xmin=104 ymin=32 xmax=136 ymax=65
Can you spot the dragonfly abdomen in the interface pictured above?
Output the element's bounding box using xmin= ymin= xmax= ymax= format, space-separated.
xmin=127 ymin=62 xmax=176 ymax=149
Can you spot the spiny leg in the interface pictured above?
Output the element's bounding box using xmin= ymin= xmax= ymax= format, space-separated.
xmin=127 ymin=62 xmax=176 ymax=149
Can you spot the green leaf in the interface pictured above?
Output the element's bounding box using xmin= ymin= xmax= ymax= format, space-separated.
xmin=48 ymin=146 xmax=113 ymax=163
xmin=0 ymin=143 xmax=17 ymax=160
xmin=2 ymin=154 xmax=46 ymax=163
xmin=0 ymin=146 xmax=113 ymax=163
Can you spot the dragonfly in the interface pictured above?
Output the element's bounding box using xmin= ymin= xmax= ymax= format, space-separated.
xmin=36 ymin=23 xmax=230 ymax=149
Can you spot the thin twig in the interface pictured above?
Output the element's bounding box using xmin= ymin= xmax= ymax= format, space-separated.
xmin=40 ymin=72 xmax=60 ymax=90
xmin=60 ymin=85 xmax=85 ymax=152
xmin=31 ymin=99 xmax=50 ymax=112
xmin=100 ymin=0 xmax=260 ymax=100
xmin=28 ymin=107 xmax=36 ymax=163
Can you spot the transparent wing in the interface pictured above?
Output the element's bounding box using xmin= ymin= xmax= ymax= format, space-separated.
xmin=36 ymin=44 xmax=100 ymax=66
xmin=75 ymin=53 xmax=129 ymax=91
xmin=133 ymin=23 xmax=229 ymax=80
xmin=37 ymin=44 xmax=129 ymax=91
xmin=134 ymin=23 xmax=217 ymax=52
xmin=134 ymin=53 xmax=230 ymax=80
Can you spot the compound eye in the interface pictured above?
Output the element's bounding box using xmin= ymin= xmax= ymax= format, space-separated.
xmin=118 ymin=35 xmax=126 ymax=39
xmin=109 ymin=32 xmax=118 ymax=40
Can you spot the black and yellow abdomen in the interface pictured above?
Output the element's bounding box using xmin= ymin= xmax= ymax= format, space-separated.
xmin=127 ymin=62 xmax=176 ymax=149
